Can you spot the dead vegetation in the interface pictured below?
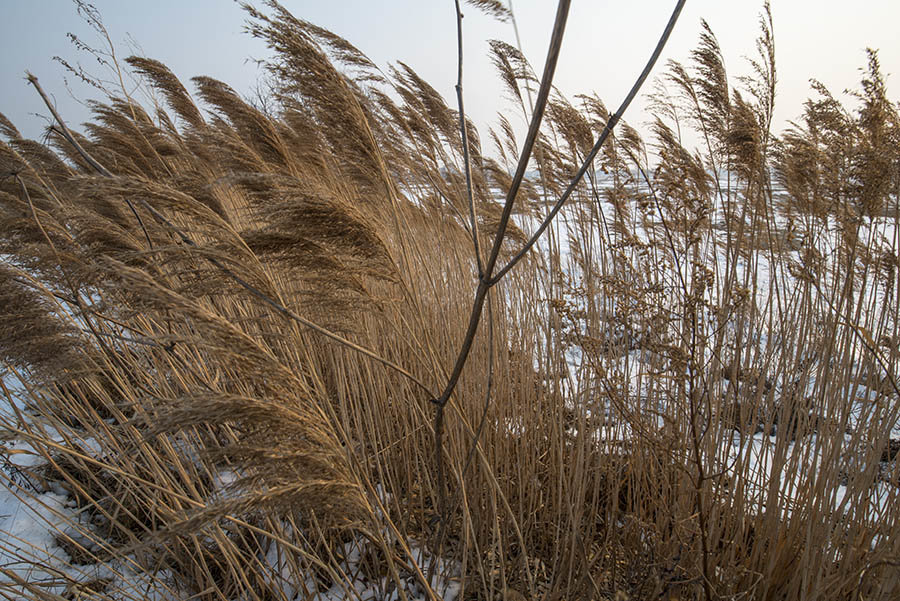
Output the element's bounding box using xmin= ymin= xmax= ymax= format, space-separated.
xmin=1 ymin=1 xmax=899 ymax=600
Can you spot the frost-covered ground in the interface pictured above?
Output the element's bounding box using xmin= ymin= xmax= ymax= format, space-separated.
xmin=0 ymin=397 xmax=184 ymax=598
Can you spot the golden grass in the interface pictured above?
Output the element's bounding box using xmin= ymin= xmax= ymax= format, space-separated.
xmin=1 ymin=2 xmax=899 ymax=600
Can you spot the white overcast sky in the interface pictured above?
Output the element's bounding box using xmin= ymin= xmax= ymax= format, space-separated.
xmin=2 ymin=1 xmax=899 ymax=147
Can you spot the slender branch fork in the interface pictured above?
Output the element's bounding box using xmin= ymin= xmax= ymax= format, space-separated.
xmin=431 ymin=0 xmax=686 ymax=466
xmin=428 ymin=2 xmax=687 ymax=555
xmin=433 ymin=0 xmax=572 ymax=414
xmin=430 ymin=0 xmax=572 ymax=530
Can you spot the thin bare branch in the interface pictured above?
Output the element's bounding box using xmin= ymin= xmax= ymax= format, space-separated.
xmin=491 ymin=0 xmax=687 ymax=284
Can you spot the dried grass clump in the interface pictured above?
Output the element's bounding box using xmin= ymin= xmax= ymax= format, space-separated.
xmin=2 ymin=2 xmax=900 ymax=600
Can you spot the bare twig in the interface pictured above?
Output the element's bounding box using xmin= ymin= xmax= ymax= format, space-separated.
xmin=434 ymin=0 xmax=571 ymax=409
xmin=431 ymin=0 xmax=572 ymax=528
xmin=454 ymin=0 xmax=484 ymax=275
xmin=491 ymin=0 xmax=687 ymax=284
xmin=430 ymin=0 xmax=686 ymax=530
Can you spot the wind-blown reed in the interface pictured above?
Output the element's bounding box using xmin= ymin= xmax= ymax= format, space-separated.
xmin=1 ymin=2 xmax=898 ymax=600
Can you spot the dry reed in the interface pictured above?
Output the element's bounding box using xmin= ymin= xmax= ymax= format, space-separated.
xmin=1 ymin=2 xmax=899 ymax=600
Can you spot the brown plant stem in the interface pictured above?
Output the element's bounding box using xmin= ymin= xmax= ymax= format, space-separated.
xmin=431 ymin=0 xmax=572 ymax=527
xmin=431 ymin=0 xmax=686 ymax=531
xmin=455 ymin=0 xmax=484 ymax=276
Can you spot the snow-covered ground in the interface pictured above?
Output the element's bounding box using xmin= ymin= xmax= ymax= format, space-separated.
xmin=0 ymin=427 xmax=185 ymax=599
xmin=515 ymin=175 xmax=900 ymax=536
xmin=0 ymin=405 xmax=461 ymax=600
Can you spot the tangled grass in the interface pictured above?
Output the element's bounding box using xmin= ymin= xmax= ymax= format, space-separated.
xmin=1 ymin=1 xmax=899 ymax=599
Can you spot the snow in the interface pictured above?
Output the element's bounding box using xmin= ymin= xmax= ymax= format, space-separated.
xmin=0 ymin=424 xmax=463 ymax=600
xmin=0 ymin=438 xmax=186 ymax=599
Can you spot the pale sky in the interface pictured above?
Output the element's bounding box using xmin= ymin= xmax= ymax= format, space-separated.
xmin=2 ymin=1 xmax=899 ymax=149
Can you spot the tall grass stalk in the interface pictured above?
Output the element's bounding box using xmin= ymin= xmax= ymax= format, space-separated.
xmin=1 ymin=1 xmax=898 ymax=600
